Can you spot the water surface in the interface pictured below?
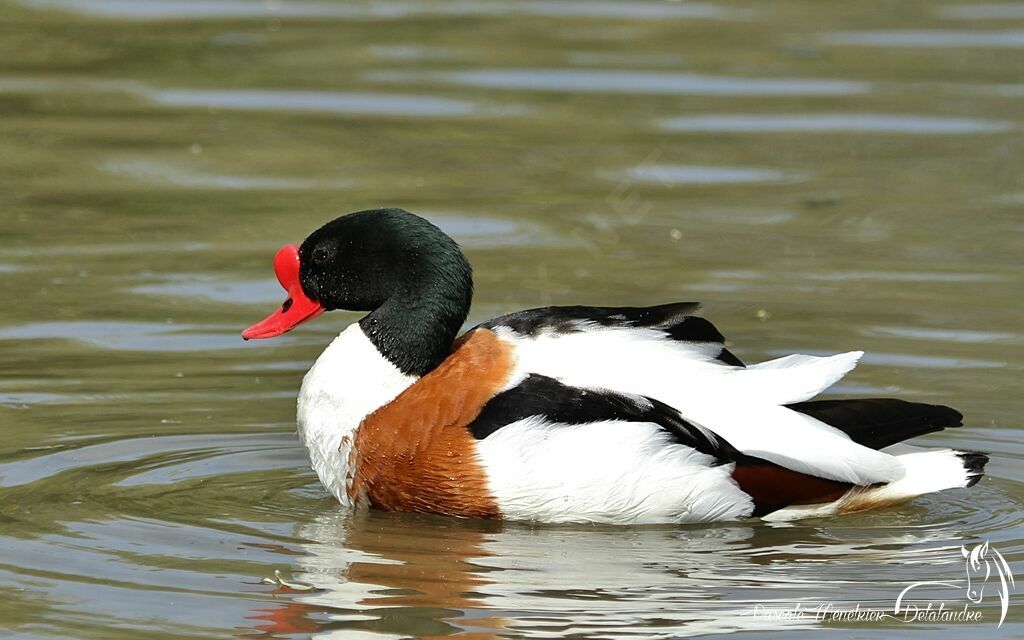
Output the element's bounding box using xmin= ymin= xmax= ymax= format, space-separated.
xmin=0 ymin=0 xmax=1021 ymax=638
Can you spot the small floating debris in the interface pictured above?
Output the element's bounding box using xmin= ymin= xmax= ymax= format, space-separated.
xmin=261 ymin=569 xmax=317 ymax=592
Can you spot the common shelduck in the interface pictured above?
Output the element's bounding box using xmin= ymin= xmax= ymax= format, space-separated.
xmin=242 ymin=208 xmax=988 ymax=524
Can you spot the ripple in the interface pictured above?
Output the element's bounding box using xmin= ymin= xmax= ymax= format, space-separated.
xmin=0 ymin=433 xmax=289 ymax=487
xmin=0 ymin=242 xmax=213 ymax=258
xmin=801 ymin=270 xmax=1003 ymax=283
xmin=826 ymin=382 xmax=906 ymax=396
xmin=865 ymin=326 xmax=1022 ymax=345
xmin=858 ymin=352 xmax=1006 ymax=369
xmin=21 ymin=0 xmax=419 ymax=19
xmin=823 ymin=30 xmax=1024 ymax=49
xmin=566 ymin=51 xmax=687 ymax=67
xmin=0 ymin=537 xmax=257 ymax=622
xmin=693 ymin=209 xmax=797 ymax=225
xmin=115 ymin=434 xmax=301 ymax=486
xmin=0 ymin=392 xmax=74 ymax=407
xmin=133 ymin=218 xmax=547 ymax=306
xmin=367 ymin=43 xmax=464 ymax=62
xmin=662 ymin=113 xmax=1015 ymax=134
xmin=0 ymin=77 xmax=68 ymax=93
xmin=764 ymin=347 xmax=1006 ymax=369
xmin=288 ymin=486 xmax=1024 ymax=639
xmin=617 ymin=164 xmax=803 ymax=185
xmin=973 ymin=428 xmax=1024 ymax=483
xmin=0 ymin=76 xmax=526 ymax=118
xmin=424 ymin=213 xmax=555 ymax=247
xmin=710 ymin=269 xmax=1003 ymax=283
xmin=992 ymin=84 xmax=1024 ymax=97
xmin=368 ymin=68 xmax=869 ymax=96
xmin=134 ymin=277 xmax=283 ymax=305
xmin=99 ymin=158 xmax=350 ymax=190
xmin=4 ymin=1 xmax=1023 ymax=638
xmin=941 ymin=4 xmax=1024 ymax=19
xmin=504 ymin=1 xmax=749 ymax=20
xmin=21 ymin=0 xmax=750 ymax=21
xmin=144 ymin=87 xmax=484 ymax=118
xmin=0 ymin=321 xmax=266 ymax=351
xmin=232 ymin=360 xmax=311 ymax=372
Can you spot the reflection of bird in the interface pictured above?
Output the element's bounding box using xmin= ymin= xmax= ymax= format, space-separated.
xmin=249 ymin=510 xmax=507 ymax=639
xmin=242 ymin=208 xmax=988 ymax=524
xmin=252 ymin=508 xmax=951 ymax=638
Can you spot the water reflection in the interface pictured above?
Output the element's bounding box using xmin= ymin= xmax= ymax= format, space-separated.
xmin=864 ymin=327 xmax=1021 ymax=345
xmin=99 ymin=158 xmax=351 ymax=190
xmin=617 ymin=164 xmax=802 ymax=185
xmin=0 ymin=321 xmax=272 ymax=352
xmin=145 ymin=88 xmax=486 ymax=118
xmin=2 ymin=0 xmax=1022 ymax=636
xmin=134 ymin=276 xmax=285 ymax=305
xmin=0 ymin=74 xmax=518 ymax=118
xmin=857 ymin=352 xmax=1005 ymax=370
xmin=661 ymin=114 xmax=1015 ymax=134
xmin=269 ymin=511 xmax=808 ymax=638
xmin=245 ymin=497 xmax=1020 ymax=639
xmin=707 ymin=269 xmax=1004 ymax=284
xmin=941 ymin=4 xmax=1024 ymax=19
xmin=0 ymin=391 xmax=72 ymax=408
xmin=370 ymin=68 xmax=869 ymax=96
xmin=823 ymin=30 xmax=1024 ymax=49
xmin=0 ymin=433 xmax=292 ymax=487
xmin=21 ymin=0 xmax=749 ymax=21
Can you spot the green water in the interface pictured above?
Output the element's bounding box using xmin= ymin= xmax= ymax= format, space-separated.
xmin=1 ymin=1 xmax=1022 ymax=638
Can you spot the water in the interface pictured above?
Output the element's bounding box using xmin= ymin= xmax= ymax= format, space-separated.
xmin=0 ymin=0 xmax=1021 ymax=637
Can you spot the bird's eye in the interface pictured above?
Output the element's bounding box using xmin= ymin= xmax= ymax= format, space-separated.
xmin=312 ymin=246 xmax=331 ymax=264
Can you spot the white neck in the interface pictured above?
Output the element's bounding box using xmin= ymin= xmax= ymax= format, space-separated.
xmin=296 ymin=323 xmax=418 ymax=505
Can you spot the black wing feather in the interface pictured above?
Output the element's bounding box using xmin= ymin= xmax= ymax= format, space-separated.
xmin=788 ymin=398 xmax=963 ymax=450
xmin=468 ymin=374 xmax=741 ymax=464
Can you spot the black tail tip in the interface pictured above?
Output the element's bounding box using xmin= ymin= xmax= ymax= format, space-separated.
xmin=941 ymin=405 xmax=965 ymax=428
xmin=957 ymin=451 xmax=989 ymax=488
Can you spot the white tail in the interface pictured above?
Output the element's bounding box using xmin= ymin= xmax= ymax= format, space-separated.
xmin=762 ymin=449 xmax=986 ymax=521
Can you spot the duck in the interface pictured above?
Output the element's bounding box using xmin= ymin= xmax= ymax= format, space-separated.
xmin=242 ymin=208 xmax=988 ymax=524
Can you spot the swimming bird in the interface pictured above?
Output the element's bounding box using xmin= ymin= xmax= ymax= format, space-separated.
xmin=242 ymin=208 xmax=987 ymax=524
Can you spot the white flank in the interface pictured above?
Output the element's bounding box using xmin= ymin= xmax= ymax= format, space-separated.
xmin=763 ymin=449 xmax=980 ymax=521
xmin=476 ymin=417 xmax=754 ymax=524
xmin=493 ymin=326 xmax=903 ymax=485
xmin=297 ymin=324 xmax=417 ymax=505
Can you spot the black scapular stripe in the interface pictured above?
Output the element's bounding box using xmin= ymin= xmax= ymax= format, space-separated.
xmin=476 ymin=302 xmax=744 ymax=367
xmin=477 ymin=302 xmax=702 ymax=336
xmin=468 ymin=374 xmax=741 ymax=464
xmin=788 ymin=398 xmax=963 ymax=450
